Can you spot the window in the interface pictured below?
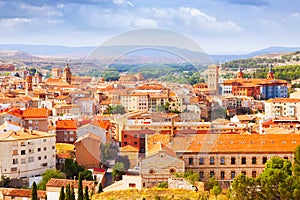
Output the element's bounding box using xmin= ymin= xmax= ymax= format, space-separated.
xmin=220 ymin=157 xmax=225 ymax=165
xmin=124 ymin=135 xmax=127 ymax=138
xmin=44 ymin=147 xmax=47 ymax=151
xmin=21 ymin=159 xmax=26 ymax=164
xmin=231 ymin=171 xmax=236 ymax=179
xmin=134 ymin=141 xmax=138 ymax=145
xmin=210 ymin=171 xmax=215 ymax=178
xmin=38 ymin=156 xmax=41 ymax=160
xmin=149 ymin=168 xmax=155 ymax=174
xmin=37 ymin=148 xmax=41 ymax=152
xmin=252 ymin=157 xmax=257 ymax=164
xmin=129 ymin=183 xmax=136 ymax=188
xmin=241 ymin=157 xmax=246 ymax=165
xmin=21 ymin=150 xmax=26 ymax=155
xmin=231 ymin=157 xmax=236 ymax=165
xmin=189 ymin=157 xmax=194 ymax=165
xmin=252 ymin=171 xmax=257 ymax=178
xmin=263 ymin=157 xmax=267 ymax=164
xmin=284 ymin=156 xmax=288 ymax=160
xmin=28 ymin=157 xmax=34 ymax=163
xmin=199 ymin=171 xmax=204 ymax=180
xmin=12 ymin=159 xmax=18 ymax=165
xmin=43 ymin=139 xmax=46 ymax=142
xmin=12 ymin=149 xmax=18 ymax=156
xmin=29 ymin=149 xmax=34 ymax=154
xmin=199 ymin=157 xmax=204 ymax=165
xmin=70 ymin=137 xmax=74 ymax=142
xmin=210 ymin=157 xmax=215 ymax=165
xmin=169 ymin=168 xmax=176 ymax=174
xmin=52 ymin=146 xmax=55 ymax=150
xmin=44 ymin=155 xmax=47 ymax=159
xmin=11 ymin=167 xmax=17 ymax=172
xmin=221 ymin=171 xmax=225 ymax=180
xmin=124 ymin=142 xmax=128 ymax=145
xmin=29 ymin=120 xmax=32 ymax=124
xmin=242 ymin=171 xmax=246 ymax=175
xmin=70 ymin=131 xmax=74 ymax=135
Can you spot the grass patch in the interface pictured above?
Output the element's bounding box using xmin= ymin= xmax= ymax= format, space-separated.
xmin=92 ymin=188 xmax=228 ymax=200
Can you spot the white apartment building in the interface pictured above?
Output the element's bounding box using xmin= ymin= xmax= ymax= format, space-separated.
xmin=0 ymin=129 xmax=56 ymax=179
xmin=265 ymin=98 xmax=300 ymax=119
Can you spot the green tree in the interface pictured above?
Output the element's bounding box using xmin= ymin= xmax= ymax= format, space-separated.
xmin=65 ymin=184 xmax=71 ymax=200
xmin=59 ymin=186 xmax=65 ymax=200
xmin=210 ymin=185 xmax=221 ymax=200
xmin=112 ymin=162 xmax=126 ymax=181
xmin=0 ymin=175 xmax=11 ymax=187
xmin=157 ymin=181 xmax=168 ymax=188
xmin=63 ymin=158 xmax=85 ymax=179
xmin=97 ymin=183 xmax=103 ymax=193
xmin=37 ymin=169 xmax=65 ymax=190
xmin=80 ymin=170 xmax=93 ymax=181
xmin=31 ymin=182 xmax=38 ymax=200
xmin=205 ymin=176 xmax=219 ymax=191
xmin=231 ymin=174 xmax=258 ymax=200
xmin=78 ymin=173 xmax=84 ymax=200
xmin=84 ymin=186 xmax=90 ymax=200
xmin=257 ymin=157 xmax=293 ymax=199
xmin=70 ymin=185 xmax=75 ymax=200
xmin=115 ymin=155 xmax=130 ymax=171
xmin=294 ymin=145 xmax=300 ymax=176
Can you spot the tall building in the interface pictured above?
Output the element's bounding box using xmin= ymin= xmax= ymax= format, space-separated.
xmin=207 ymin=65 xmax=220 ymax=93
xmin=0 ymin=129 xmax=56 ymax=179
xmin=62 ymin=64 xmax=72 ymax=85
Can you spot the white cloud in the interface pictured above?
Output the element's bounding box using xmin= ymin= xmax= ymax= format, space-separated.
xmin=133 ymin=18 xmax=157 ymax=27
xmin=0 ymin=17 xmax=33 ymax=29
xmin=293 ymin=12 xmax=300 ymax=17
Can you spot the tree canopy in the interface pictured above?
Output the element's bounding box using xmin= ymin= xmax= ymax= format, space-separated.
xmin=37 ymin=169 xmax=65 ymax=190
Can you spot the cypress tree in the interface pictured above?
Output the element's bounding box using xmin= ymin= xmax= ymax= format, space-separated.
xmin=84 ymin=186 xmax=89 ymax=200
xmin=70 ymin=184 xmax=76 ymax=200
xmin=97 ymin=183 xmax=103 ymax=193
xmin=65 ymin=184 xmax=71 ymax=200
xmin=31 ymin=182 xmax=38 ymax=200
xmin=78 ymin=173 xmax=84 ymax=200
xmin=59 ymin=186 xmax=65 ymax=200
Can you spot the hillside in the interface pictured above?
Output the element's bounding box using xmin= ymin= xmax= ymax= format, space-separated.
xmin=92 ymin=188 xmax=228 ymax=200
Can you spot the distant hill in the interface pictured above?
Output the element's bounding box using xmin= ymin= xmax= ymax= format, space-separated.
xmin=0 ymin=44 xmax=93 ymax=57
xmin=0 ymin=44 xmax=300 ymax=64
xmin=211 ymin=46 xmax=300 ymax=63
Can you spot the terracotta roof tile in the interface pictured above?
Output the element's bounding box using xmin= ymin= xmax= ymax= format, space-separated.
xmin=22 ymin=108 xmax=48 ymax=118
xmin=46 ymin=178 xmax=94 ymax=189
xmin=56 ymin=119 xmax=77 ymax=130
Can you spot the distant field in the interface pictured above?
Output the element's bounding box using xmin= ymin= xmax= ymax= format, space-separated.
xmin=92 ymin=188 xmax=228 ymax=200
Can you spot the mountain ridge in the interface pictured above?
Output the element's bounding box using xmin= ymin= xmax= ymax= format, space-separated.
xmin=0 ymin=44 xmax=300 ymax=63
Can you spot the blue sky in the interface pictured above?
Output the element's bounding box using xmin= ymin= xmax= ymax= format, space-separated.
xmin=0 ymin=0 xmax=300 ymax=54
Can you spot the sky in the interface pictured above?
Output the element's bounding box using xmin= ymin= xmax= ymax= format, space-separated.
xmin=0 ymin=0 xmax=300 ymax=54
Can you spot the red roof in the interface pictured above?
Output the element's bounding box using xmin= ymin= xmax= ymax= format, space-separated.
xmin=22 ymin=108 xmax=48 ymax=118
xmin=56 ymin=119 xmax=77 ymax=130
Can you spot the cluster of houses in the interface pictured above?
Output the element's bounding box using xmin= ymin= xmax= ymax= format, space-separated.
xmin=0 ymin=62 xmax=300 ymax=198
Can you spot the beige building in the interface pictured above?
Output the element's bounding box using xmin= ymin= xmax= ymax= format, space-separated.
xmin=265 ymin=98 xmax=300 ymax=120
xmin=52 ymin=104 xmax=81 ymax=116
xmin=140 ymin=143 xmax=185 ymax=187
xmin=119 ymin=145 xmax=139 ymax=169
xmin=0 ymin=129 xmax=56 ymax=179
xmin=120 ymin=93 xmax=148 ymax=112
xmin=207 ymin=65 xmax=220 ymax=92
xmin=103 ymin=175 xmax=143 ymax=192
xmin=172 ymin=134 xmax=300 ymax=188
